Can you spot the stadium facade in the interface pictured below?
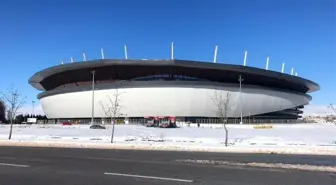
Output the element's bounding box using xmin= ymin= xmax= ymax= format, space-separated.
xmin=29 ymin=59 xmax=319 ymax=123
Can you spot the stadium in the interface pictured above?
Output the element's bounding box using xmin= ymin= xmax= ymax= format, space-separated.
xmin=28 ymin=59 xmax=320 ymax=124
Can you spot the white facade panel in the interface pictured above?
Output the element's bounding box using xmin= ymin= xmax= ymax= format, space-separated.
xmin=40 ymin=84 xmax=310 ymax=119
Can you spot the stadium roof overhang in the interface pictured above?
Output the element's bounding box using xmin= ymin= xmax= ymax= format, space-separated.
xmin=28 ymin=59 xmax=320 ymax=93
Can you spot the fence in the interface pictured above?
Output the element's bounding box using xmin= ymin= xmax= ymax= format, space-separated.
xmin=193 ymin=118 xmax=306 ymax=124
xmin=44 ymin=118 xmax=127 ymax=124
xmin=26 ymin=117 xmax=314 ymax=125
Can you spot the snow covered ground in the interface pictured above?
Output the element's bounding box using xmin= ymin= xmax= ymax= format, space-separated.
xmin=0 ymin=123 xmax=335 ymax=155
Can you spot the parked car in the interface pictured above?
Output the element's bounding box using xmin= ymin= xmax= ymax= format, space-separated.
xmin=90 ymin=124 xmax=106 ymax=129
xmin=62 ymin=121 xmax=72 ymax=125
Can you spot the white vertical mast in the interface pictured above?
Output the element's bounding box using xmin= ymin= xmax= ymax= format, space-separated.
xmin=83 ymin=53 xmax=87 ymax=61
xmin=266 ymin=57 xmax=269 ymax=70
xmin=124 ymin=45 xmax=128 ymax=59
xmin=281 ymin=63 xmax=285 ymax=73
xmin=101 ymin=48 xmax=105 ymax=59
xmin=291 ymin=68 xmax=294 ymax=75
xmin=213 ymin=45 xmax=218 ymax=63
xmin=243 ymin=51 xmax=247 ymax=66
xmin=70 ymin=57 xmax=74 ymax=63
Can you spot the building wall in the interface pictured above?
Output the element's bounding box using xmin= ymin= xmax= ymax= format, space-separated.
xmin=39 ymin=81 xmax=311 ymax=119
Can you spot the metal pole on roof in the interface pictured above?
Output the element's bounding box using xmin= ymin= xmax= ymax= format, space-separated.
xmin=238 ymin=75 xmax=244 ymax=124
xmin=295 ymin=72 xmax=298 ymax=76
xmin=213 ymin=45 xmax=218 ymax=63
xmin=83 ymin=53 xmax=87 ymax=61
xmin=124 ymin=45 xmax=128 ymax=59
xmin=266 ymin=57 xmax=269 ymax=70
xmin=91 ymin=71 xmax=95 ymax=125
xmin=70 ymin=57 xmax=74 ymax=63
xmin=171 ymin=42 xmax=174 ymax=60
xmin=291 ymin=68 xmax=294 ymax=75
xmin=101 ymin=48 xmax=105 ymax=59
xmin=281 ymin=63 xmax=285 ymax=73
xmin=243 ymin=51 xmax=247 ymax=66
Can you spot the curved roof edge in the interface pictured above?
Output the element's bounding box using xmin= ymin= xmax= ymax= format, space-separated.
xmin=28 ymin=59 xmax=320 ymax=93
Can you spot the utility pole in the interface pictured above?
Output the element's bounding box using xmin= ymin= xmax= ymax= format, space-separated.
xmin=249 ymin=112 xmax=251 ymax=124
xmin=238 ymin=75 xmax=244 ymax=124
xmin=32 ymin=101 xmax=35 ymax=116
xmin=171 ymin=42 xmax=174 ymax=60
xmin=91 ymin=71 xmax=96 ymax=124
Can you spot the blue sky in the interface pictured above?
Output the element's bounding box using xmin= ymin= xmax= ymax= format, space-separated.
xmin=0 ymin=0 xmax=335 ymax=107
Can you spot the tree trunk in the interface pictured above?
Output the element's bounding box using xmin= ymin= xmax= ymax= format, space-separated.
xmin=224 ymin=123 xmax=228 ymax=146
xmin=111 ymin=118 xmax=115 ymax=143
xmin=8 ymin=119 xmax=13 ymax=140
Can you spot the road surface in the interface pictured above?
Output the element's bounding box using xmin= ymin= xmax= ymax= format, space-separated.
xmin=0 ymin=146 xmax=334 ymax=185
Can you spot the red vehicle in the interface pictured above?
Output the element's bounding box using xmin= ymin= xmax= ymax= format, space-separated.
xmin=144 ymin=116 xmax=176 ymax=128
xmin=159 ymin=116 xmax=176 ymax=128
xmin=61 ymin=121 xmax=72 ymax=126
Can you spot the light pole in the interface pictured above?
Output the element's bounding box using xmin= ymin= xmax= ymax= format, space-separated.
xmin=32 ymin=101 xmax=35 ymax=116
xmin=249 ymin=112 xmax=251 ymax=124
xmin=91 ymin=71 xmax=95 ymax=125
xmin=238 ymin=75 xmax=244 ymax=124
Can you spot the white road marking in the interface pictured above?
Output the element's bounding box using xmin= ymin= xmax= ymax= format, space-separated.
xmin=104 ymin=172 xmax=194 ymax=183
xmin=0 ymin=162 xmax=30 ymax=168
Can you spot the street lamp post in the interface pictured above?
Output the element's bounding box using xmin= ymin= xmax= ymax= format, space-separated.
xmin=249 ymin=112 xmax=251 ymax=124
xmin=238 ymin=75 xmax=244 ymax=124
xmin=91 ymin=71 xmax=96 ymax=125
xmin=32 ymin=101 xmax=35 ymax=116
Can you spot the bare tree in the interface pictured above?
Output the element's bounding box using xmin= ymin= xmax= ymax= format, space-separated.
xmin=328 ymin=104 xmax=336 ymax=115
xmin=100 ymin=89 xmax=125 ymax=143
xmin=0 ymin=86 xmax=26 ymax=140
xmin=210 ymin=91 xmax=234 ymax=146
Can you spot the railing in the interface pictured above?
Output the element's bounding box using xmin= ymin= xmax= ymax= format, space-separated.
xmin=193 ymin=118 xmax=306 ymax=124
xmin=30 ymin=118 xmax=316 ymax=125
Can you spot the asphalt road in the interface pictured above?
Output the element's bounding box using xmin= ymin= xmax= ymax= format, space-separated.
xmin=0 ymin=146 xmax=335 ymax=185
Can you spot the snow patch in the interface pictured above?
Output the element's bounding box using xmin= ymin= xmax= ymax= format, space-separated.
xmin=175 ymin=159 xmax=336 ymax=172
xmin=0 ymin=124 xmax=335 ymax=155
